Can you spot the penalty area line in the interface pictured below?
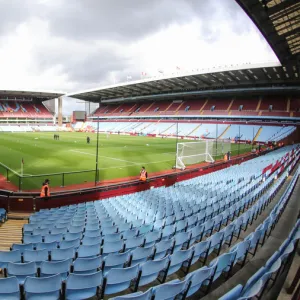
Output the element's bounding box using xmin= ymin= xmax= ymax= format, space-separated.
xmin=70 ymin=149 xmax=140 ymax=165
xmin=70 ymin=150 xmax=174 ymax=168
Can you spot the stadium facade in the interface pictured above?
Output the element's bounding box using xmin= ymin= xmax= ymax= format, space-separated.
xmin=0 ymin=1 xmax=299 ymax=300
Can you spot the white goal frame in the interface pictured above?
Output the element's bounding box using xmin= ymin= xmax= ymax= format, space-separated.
xmin=175 ymin=140 xmax=215 ymax=170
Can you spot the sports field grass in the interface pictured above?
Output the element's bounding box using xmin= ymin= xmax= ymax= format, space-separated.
xmin=0 ymin=132 xmax=253 ymax=190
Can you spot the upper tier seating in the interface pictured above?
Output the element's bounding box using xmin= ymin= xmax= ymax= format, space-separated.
xmin=0 ymin=101 xmax=52 ymax=118
xmin=91 ymin=97 xmax=294 ymax=118
xmin=230 ymin=98 xmax=259 ymax=112
xmin=0 ymin=145 xmax=298 ymax=299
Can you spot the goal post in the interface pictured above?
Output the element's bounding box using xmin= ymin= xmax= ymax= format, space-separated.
xmin=175 ymin=140 xmax=215 ymax=170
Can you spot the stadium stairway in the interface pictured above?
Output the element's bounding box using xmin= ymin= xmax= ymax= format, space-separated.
xmin=0 ymin=213 xmax=29 ymax=251
xmin=200 ymin=99 xmax=208 ymax=112
xmin=256 ymin=98 xmax=262 ymax=111
xmin=186 ymin=124 xmax=202 ymax=137
xmin=253 ymin=126 xmax=263 ymax=142
xmin=161 ymin=123 xmax=175 ymax=134
xmin=0 ymin=220 xmax=28 ymax=251
xmin=227 ymin=99 xmax=234 ymax=112
xmin=218 ymin=125 xmax=231 ymax=139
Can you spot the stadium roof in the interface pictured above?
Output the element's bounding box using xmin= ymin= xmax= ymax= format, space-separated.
xmin=0 ymin=90 xmax=64 ymax=101
xmin=68 ymin=63 xmax=300 ymax=102
xmin=236 ymin=0 xmax=300 ymax=64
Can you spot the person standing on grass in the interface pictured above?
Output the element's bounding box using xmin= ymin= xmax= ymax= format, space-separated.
xmin=227 ymin=151 xmax=231 ymax=160
xmin=139 ymin=166 xmax=148 ymax=182
xmin=224 ymin=153 xmax=228 ymax=162
xmin=40 ymin=179 xmax=50 ymax=198
xmin=87 ymin=136 xmax=90 ymax=144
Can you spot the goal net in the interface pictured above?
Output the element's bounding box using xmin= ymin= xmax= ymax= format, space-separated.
xmin=176 ymin=141 xmax=215 ymax=170
xmin=211 ymin=140 xmax=232 ymax=157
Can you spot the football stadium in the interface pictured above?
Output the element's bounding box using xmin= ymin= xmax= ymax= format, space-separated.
xmin=0 ymin=0 xmax=299 ymax=299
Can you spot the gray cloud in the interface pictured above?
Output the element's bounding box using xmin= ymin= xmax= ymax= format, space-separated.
xmin=0 ymin=0 xmax=37 ymax=35
xmin=33 ymin=42 xmax=134 ymax=87
xmin=0 ymin=0 xmax=269 ymax=99
xmin=40 ymin=0 xmax=247 ymax=42
xmin=29 ymin=0 xmax=251 ymax=89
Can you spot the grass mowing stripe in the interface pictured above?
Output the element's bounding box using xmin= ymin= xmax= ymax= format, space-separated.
xmin=70 ymin=149 xmax=140 ymax=165
xmin=0 ymin=132 xmax=254 ymax=189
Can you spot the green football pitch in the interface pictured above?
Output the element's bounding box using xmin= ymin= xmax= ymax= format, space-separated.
xmin=0 ymin=132 xmax=253 ymax=190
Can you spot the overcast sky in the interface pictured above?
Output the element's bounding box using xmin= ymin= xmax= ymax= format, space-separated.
xmin=0 ymin=0 xmax=278 ymax=114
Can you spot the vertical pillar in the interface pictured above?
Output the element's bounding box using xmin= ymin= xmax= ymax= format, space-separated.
xmin=58 ymin=97 xmax=63 ymax=126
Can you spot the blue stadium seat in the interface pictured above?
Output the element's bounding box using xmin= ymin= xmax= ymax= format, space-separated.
xmin=191 ymin=240 xmax=210 ymax=266
xmin=104 ymin=265 xmax=139 ymax=296
xmin=103 ymin=251 xmax=131 ymax=274
xmin=6 ymin=262 xmax=37 ymax=285
xmin=173 ymin=231 xmax=191 ymax=252
xmin=144 ymin=230 xmax=161 ymax=247
xmin=0 ymin=250 xmax=21 ymax=269
xmin=44 ymin=233 xmax=63 ymax=243
xmin=73 ymin=256 xmax=102 ymax=274
xmin=125 ymin=236 xmax=145 ymax=250
xmin=84 ymin=229 xmax=101 ymax=238
xmin=11 ymin=243 xmax=34 ymax=254
xmin=230 ymin=240 xmax=250 ymax=268
xmin=23 ymin=234 xmax=43 ymax=245
xmin=81 ymin=235 xmax=102 ymax=246
xmin=24 ymin=274 xmax=62 ymax=300
xmin=185 ymin=265 xmax=215 ymax=297
xmin=40 ymin=258 xmax=72 ymax=280
xmin=167 ymin=248 xmax=193 ymax=276
xmin=103 ymin=233 xmax=122 ymax=243
xmin=154 ymin=238 xmax=174 ymax=259
xmin=0 ymin=276 xmax=20 ymax=299
xmin=209 ymin=252 xmax=236 ymax=282
xmin=66 ymin=271 xmax=103 ymax=299
xmin=130 ymin=246 xmax=154 ymax=266
xmin=102 ymin=240 xmax=124 ymax=256
xmin=152 ymin=279 xmax=187 ymax=300
xmin=139 ymin=256 xmax=169 ymax=287
xmin=36 ymin=241 xmax=58 ymax=251
xmin=77 ymin=244 xmax=101 ymax=258
xmin=23 ymin=249 xmax=49 ymax=267
xmin=59 ymin=238 xmax=80 ymax=249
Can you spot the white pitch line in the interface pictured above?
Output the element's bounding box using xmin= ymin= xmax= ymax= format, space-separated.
xmin=70 ymin=149 xmax=174 ymax=167
xmin=70 ymin=149 xmax=140 ymax=165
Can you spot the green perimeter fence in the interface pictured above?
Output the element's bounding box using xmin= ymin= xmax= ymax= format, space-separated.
xmin=0 ymin=161 xmax=99 ymax=191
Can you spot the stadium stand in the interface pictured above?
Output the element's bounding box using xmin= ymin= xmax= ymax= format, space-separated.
xmin=90 ymin=96 xmax=298 ymax=118
xmin=0 ymin=0 xmax=299 ymax=298
xmin=0 ymin=145 xmax=298 ymax=299
xmin=0 ymin=101 xmax=52 ymax=118
xmin=80 ymin=121 xmax=296 ymax=143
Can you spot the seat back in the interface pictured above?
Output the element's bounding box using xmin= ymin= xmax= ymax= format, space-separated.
xmin=66 ymin=271 xmax=103 ymax=299
xmin=24 ymin=274 xmax=62 ymax=299
xmin=0 ymin=250 xmax=21 ymax=269
xmin=40 ymin=259 xmax=72 ymax=280
xmin=105 ymin=265 xmax=139 ymax=295
xmin=73 ymin=256 xmax=102 ymax=274
xmin=0 ymin=276 xmax=20 ymax=299
xmin=153 ymin=280 xmax=186 ymax=300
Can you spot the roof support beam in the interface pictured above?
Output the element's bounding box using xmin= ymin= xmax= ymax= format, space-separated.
xmin=267 ymin=0 xmax=299 ymax=16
